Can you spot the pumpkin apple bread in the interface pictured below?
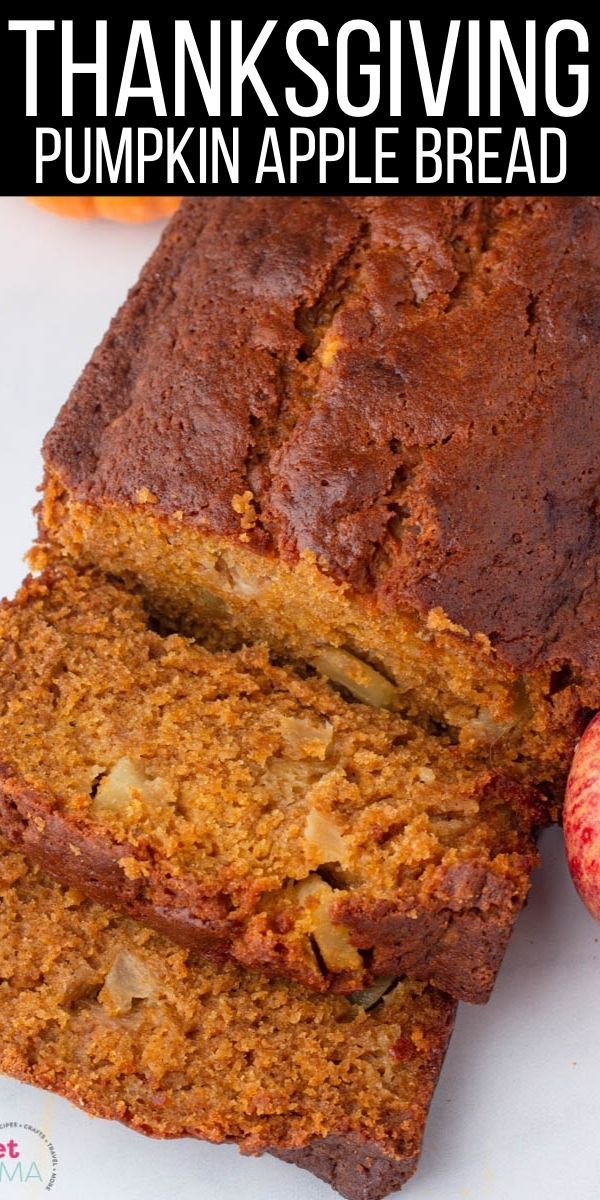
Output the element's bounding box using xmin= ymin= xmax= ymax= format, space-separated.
xmin=40 ymin=195 xmax=600 ymax=798
xmin=0 ymin=839 xmax=455 ymax=1200
xmin=0 ymin=566 xmax=543 ymax=1003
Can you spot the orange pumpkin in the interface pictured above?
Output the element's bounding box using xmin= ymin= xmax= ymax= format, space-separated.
xmin=28 ymin=197 xmax=181 ymax=223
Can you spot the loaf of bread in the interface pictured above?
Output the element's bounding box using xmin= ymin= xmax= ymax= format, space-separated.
xmin=41 ymin=196 xmax=599 ymax=797
xmin=0 ymin=839 xmax=455 ymax=1200
xmin=0 ymin=566 xmax=542 ymax=1003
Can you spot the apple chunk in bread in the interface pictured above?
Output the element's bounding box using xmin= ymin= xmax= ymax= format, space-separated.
xmin=564 ymin=714 xmax=600 ymax=920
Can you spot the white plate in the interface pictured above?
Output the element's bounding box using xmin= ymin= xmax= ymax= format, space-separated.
xmin=0 ymin=196 xmax=598 ymax=1200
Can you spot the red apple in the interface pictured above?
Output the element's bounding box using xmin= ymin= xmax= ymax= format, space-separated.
xmin=564 ymin=713 xmax=600 ymax=919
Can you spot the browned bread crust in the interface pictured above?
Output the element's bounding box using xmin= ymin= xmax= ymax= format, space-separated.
xmin=43 ymin=196 xmax=600 ymax=698
xmin=0 ymin=842 xmax=456 ymax=1200
xmin=271 ymin=1135 xmax=419 ymax=1200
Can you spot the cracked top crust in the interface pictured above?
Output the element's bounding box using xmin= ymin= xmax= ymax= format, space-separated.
xmin=44 ymin=196 xmax=600 ymax=685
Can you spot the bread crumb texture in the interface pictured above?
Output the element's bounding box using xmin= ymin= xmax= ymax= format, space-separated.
xmin=0 ymin=567 xmax=542 ymax=999
xmin=0 ymin=840 xmax=454 ymax=1169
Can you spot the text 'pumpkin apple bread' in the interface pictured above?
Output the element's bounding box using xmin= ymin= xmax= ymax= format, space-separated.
xmin=0 ymin=840 xmax=455 ymax=1200
xmin=40 ymin=196 xmax=600 ymax=797
xmin=0 ymin=566 xmax=544 ymax=1003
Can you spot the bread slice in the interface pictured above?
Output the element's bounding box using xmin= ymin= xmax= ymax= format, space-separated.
xmin=0 ymin=840 xmax=455 ymax=1200
xmin=40 ymin=196 xmax=599 ymax=794
xmin=0 ymin=566 xmax=543 ymax=1003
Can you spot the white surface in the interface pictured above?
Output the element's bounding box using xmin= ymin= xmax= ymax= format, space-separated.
xmin=0 ymin=195 xmax=598 ymax=1200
